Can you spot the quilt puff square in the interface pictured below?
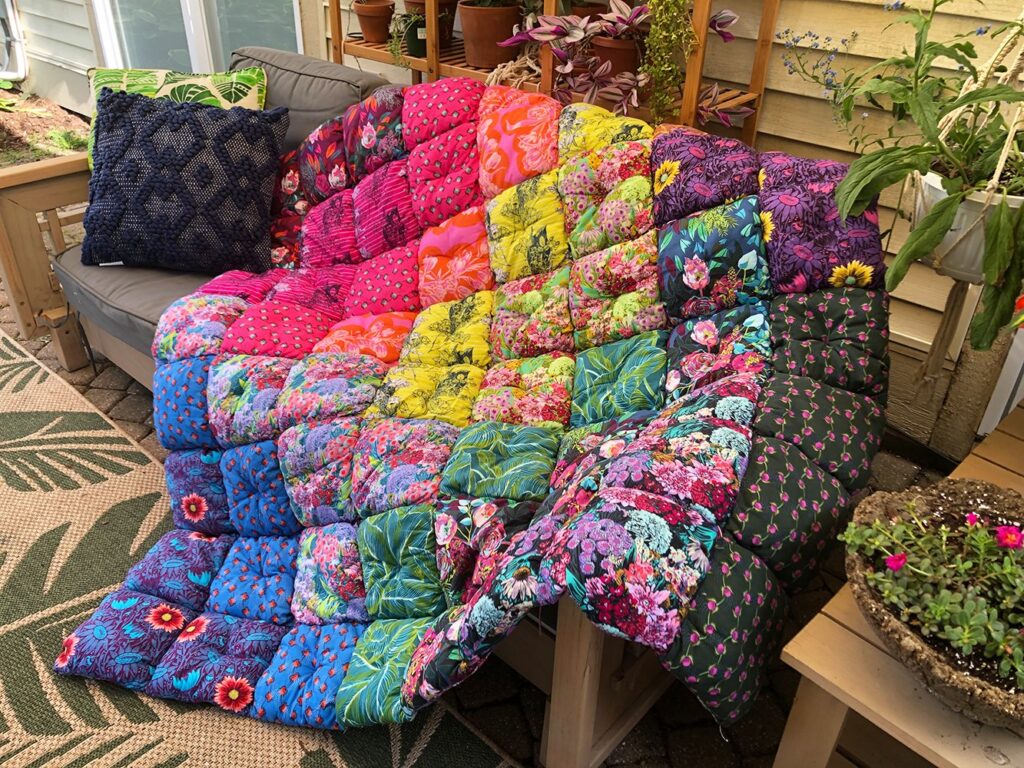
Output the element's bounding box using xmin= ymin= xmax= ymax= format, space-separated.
xmin=358 ymin=505 xmax=446 ymax=620
xmin=486 ymin=170 xmax=568 ymax=283
xmin=208 ymin=354 xmax=294 ymax=447
xmin=365 ymin=363 xmax=486 ymax=427
xmin=299 ymin=189 xmax=362 ymax=268
xmin=124 ymin=530 xmax=235 ymax=612
xmin=665 ymin=303 xmax=771 ymax=403
xmin=651 ymin=127 xmax=759 ymax=225
xmin=569 ymin=232 xmax=666 ymax=350
xmin=401 ymin=77 xmax=485 ymax=150
xmin=207 ymin=535 xmax=299 ymax=625
xmin=441 ymin=422 xmax=560 ymax=502
xmin=167 ymin=448 xmax=234 ymax=534
xmin=352 ymin=159 xmax=422 ymax=260
xmin=769 ymin=289 xmax=889 ymax=398
xmin=571 ymin=330 xmax=669 ymax=427
xmin=274 ymin=352 xmax=388 ymax=432
xmin=657 ymin=196 xmax=771 ymax=324
xmin=154 ymin=356 xmax=218 ymax=451
xmin=343 ymin=83 xmax=407 ymax=182
xmin=221 ymin=441 xmax=303 ymax=537
xmin=342 ymin=240 xmax=421 ymax=319
xmin=263 ymin=265 xmax=356 ymax=322
xmin=54 ymin=589 xmax=197 ymax=689
xmin=221 ymin=300 xmax=333 ymax=360
xmin=146 ymin=613 xmax=288 ymax=711
xmin=253 ymin=622 xmax=364 ymax=728
xmin=418 ymin=206 xmax=494 ymax=307
xmin=758 ymin=151 xmax=885 ymax=294
xmin=490 ymin=266 xmax=573 ymax=361
xmin=152 ymin=294 xmax=247 ymax=364
xmin=557 ymin=103 xmax=652 ymax=163
xmin=334 ymin=616 xmax=434 ymax=728
xmin=477 ymin=85 xmax=561 ymax=198
xmin=349 ymin=417 xmax=461 ymax=518
xmin=314 ymin=311 xmax=417 ymax=364
xmin=279 ymin=418 xmax=362 ymax=527
xmin=292 ymin=523 xmax=367 ymax=624
xmin=298 ymin=114 xmax=348 ymax=205
xmin=471 ymin=352 xmax=574 ymax=428
xmin=558 ymin=140 xmax=653 ymax=258
xmin=199 ymin=269 xmax=288 ymax=303
xmin=406 ymin=121 xmax=483 ymax=228
xmin=400 ymin=291 xmax=493 ymax=368
xmin=553 ymin=410 xmax=656 ymax=490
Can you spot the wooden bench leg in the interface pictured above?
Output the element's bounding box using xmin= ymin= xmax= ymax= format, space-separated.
xmin=541 ymin=598 xmax=605 ymax=768
xmin=773 ymin=677 xmax=849 ymax=768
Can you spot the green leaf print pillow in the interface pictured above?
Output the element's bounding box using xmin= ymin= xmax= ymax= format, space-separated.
xmin=86 ymin=67 xmax=268 ymax=167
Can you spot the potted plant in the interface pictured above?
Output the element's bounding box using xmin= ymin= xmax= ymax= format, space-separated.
xmin=779 ymin=1 xmax=1024 ymax=350
xmin=590 ymin=0 xmax=649 ymax=76
xmin=570 ymin=1 xmax=603 ymax=18
xmin=388 ymin=11 xmax=427 ymax=63
xmin=843 ymin=479 xmax=1024 ymax=735
xmin=404 ymin=0 xmax=459 ymax=48
xmin=354 ymin=0 xmax=395 ymax=44
xmin=459 ymin=0 xmax=523 ymax=69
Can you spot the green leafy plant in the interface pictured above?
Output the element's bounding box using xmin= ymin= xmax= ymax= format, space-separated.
xmin=842 ymin=504 xmax=1024 ymax=689
xmin=46 ymin=129 xmax=88 ymax=152
xmin=387 ymin=12 xmax=426 ymax=66
xmin=779 ymin=0 xmax=1024 ymax=350
xmin=0 ymin=79 xmax=18 ymax=112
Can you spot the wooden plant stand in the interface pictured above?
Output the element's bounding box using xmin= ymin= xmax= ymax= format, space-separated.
xmin=329 ymin=0 xmax=781 ymax=143
xmin=775 ymin=402 xmax=1024 ymax=768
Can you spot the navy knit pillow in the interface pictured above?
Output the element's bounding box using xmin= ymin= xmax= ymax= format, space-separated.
xmin=83 ymin=89 xmax=289 ymax=274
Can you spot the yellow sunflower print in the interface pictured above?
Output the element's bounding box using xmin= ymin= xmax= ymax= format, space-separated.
xmin=653 ymin=160 xmax=680 ymax=196
xmin=828 ymin=260 xmax=874 ymax=288
xmin=759 ymin=209 xmax=775 ymax=243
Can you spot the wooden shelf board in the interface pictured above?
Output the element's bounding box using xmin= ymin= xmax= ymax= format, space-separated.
xmin=341 ymin=37 xmax=429 ymax=72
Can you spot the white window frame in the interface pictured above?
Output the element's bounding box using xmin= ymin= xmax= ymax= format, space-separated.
xmin=91 ymin=0 xmax=303 ymax=72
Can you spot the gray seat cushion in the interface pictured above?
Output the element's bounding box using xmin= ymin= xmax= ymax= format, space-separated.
xmin=53 ymin=247 xmax=208 ymax=355
xmin=229 ymin=47 xmax=388 ymax=152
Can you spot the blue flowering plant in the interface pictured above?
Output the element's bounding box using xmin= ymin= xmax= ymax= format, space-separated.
xmin=779 ymin=0 xmax=1024 ymax=350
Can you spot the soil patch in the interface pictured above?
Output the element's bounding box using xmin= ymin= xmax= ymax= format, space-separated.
xmin=0 ymin=88 xmax=89 ymax=167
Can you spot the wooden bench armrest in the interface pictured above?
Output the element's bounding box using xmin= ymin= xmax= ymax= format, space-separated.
xmin=0 ymin=153 xmax=92 ymax=369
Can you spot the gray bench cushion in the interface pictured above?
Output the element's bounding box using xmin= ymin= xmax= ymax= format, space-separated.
xmin=53 ymin=247 xmax=208 ymax=355
xmin=230 ymin=47 xmax=388 ymax=153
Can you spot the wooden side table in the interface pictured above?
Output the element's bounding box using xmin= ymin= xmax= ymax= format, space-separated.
xmin=775 ymin=402 xmax=1024 ymax=768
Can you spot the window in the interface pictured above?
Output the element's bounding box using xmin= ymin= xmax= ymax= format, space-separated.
xmin=93 ymin=0 xmax=302 ymax=72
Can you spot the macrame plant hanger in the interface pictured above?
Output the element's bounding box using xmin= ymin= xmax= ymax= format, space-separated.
xmin=914 ymin=13 xmax=1024 ymax=392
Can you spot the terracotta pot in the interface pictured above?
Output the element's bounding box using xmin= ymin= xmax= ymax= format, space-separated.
xmin=354 ymin=0 xmax=395 ymax=44
xmin=571 ymin=2 xmax=604 ymax=17
xmin=404 ymin=16 xmax=428 ymax=56
xmin=459 ymin=1 xmax=521 ymax=69
xmin=590 ymin=34 xmax=638 ymax=76
xmin=404 ymin=0 xmax=459 ymax=47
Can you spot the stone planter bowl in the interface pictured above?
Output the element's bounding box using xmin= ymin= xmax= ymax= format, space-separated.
xmin=845 ymin=478 xmax=1024 ymax=737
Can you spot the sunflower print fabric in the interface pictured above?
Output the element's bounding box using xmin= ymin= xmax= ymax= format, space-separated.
xmin=63 ymin=78 xmax=890 ymax=733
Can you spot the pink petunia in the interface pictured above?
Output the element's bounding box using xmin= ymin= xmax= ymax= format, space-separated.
xmin=995 ymin=525 xmax=1023 ymax=549
xmin=884 ymin=552 xmax=907 ymax=572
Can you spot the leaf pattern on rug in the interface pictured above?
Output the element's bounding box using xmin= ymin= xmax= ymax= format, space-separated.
xmin=0 ymin=335 xmax=48 ymax=394
xmin=0 ymin=412 xmax=150 ymax=492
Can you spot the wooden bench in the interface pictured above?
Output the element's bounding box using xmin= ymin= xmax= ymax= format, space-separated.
xmin=774 ymin=403 xmax=1024 ymax=768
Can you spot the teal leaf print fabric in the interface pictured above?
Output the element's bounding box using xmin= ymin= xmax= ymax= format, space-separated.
xmin=657 ymin=196 xmax=770 ymax=324
xmin=440 ymin=422 xmax=561 ymax=502
xmin=334 ymin=617 xmax=433 ymax=728
xmin=570 ymin=330 xmax=668 ymax=427
xmin=357 ymin=505 xmax=446 ymax=619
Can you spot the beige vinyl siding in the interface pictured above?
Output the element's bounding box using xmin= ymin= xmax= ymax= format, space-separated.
xmin=18 ymin=0 xmax=98 ymax=113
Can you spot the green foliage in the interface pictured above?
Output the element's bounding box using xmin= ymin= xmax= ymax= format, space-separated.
xmin=46 ymin=129 xmax=88 ymax=152
xmin=841 ymin=505 xmax=1024 ymax=689
xmin=0 ymin=79 xmax=18 ymax=112
xmin=387 ymin=12 xmax=425 ymax=67
xmin=780 ymin=0 xmax=1024 ymax=350
xmin=640 ymin=0 xmax=695 ymax=125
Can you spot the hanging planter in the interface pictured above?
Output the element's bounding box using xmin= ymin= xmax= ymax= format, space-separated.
xmin=913 ymin=172 xmax=1024 ymax=285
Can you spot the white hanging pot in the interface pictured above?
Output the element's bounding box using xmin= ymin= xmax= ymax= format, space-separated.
xmin=914 ymin=171 xmax=1024 ymax=285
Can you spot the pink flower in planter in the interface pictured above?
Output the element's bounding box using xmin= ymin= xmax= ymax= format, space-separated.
xmin=884 ymin=552 xmax=907 ymax=572
xmin=965 ymin=512 xmax=980 ymax=527
xmin=995 ymin=525 xmax=1023 ymax=549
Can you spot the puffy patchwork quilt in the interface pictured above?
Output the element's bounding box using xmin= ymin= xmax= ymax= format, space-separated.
xmin=58 ymin=81 xmax=889 ymax=732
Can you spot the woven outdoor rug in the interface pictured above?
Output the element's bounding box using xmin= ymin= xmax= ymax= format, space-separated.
xmin=0 ymin=328 xmax=515 ymax=768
